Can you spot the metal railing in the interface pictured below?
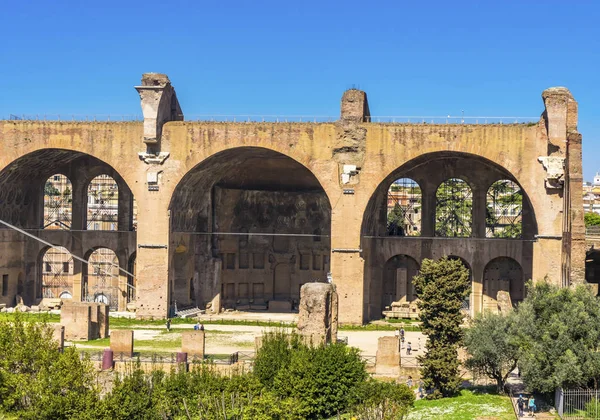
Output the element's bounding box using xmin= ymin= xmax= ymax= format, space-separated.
xmin=3 ymin=113 xmax=540 ymax=125
xmin=557 ymin=388 xmax=600 ymax=419
xmin=400 ymin=356 xmax=421 ymax=368
xmin=587 ymin=226 xmax=600 ymax=236
xmin=81 ymin=350 xmax=245 ymax=365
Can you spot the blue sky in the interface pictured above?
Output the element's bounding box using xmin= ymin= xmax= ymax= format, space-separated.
xmin=1 ymin=1 xmax=598 ymax=179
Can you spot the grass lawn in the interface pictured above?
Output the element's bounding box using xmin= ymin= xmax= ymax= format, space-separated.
xmin=0 ymin=312 xmax=420 ymax=331
xmin=407 ymin=388 xmax=515 ymax=420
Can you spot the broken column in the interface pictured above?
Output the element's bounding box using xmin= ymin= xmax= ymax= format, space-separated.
xmin=375 ymin=336 xmax=400 ymax=376
xmin=297 ymin=282 xmax=338 ymax=345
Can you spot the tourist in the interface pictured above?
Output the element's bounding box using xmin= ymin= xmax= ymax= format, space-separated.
xmin=406 ymin=342 xmax=412 ymax=355
xmin=528 ymin=396 xmax=536 ymax=416
xmin=517 ymin=394 xmax=525 ymax=417
xmin=401 ymin=336 xmax=405 ymax=349
xmin=200 ymin=323 xmax=204 ymax=331
xmin=400 ymin=327 xmax=405 ymax=339
xmin=418 ymin=381 xmax=424 ymax=399
xmin=166 ymin=318 xmax=171 ymax=332
xmin=194 ymin=322 xmax=199 ymax=330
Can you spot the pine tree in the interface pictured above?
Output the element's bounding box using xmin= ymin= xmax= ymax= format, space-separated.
xmin=413 ymin=257 xmax=471 ymax=398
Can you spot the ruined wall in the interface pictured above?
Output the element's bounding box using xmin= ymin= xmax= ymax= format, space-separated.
xmin=0 ymin=78 xmax=582 ymax=323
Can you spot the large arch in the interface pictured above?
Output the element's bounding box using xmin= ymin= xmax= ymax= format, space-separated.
xmin=0 ymin=149 xmax=136 ymax=306
xmin=360 ymin=151 xmax=537 ymax=321
xmin=169 ymin=147 xmax=332 ymax=313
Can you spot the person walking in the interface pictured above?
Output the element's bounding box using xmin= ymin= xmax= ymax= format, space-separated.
xmin=406 ymin=342 xmax=412 ymax=355
xmin=200 ymin=323 xmax=204 ymax=331
xmin=528 ymin=396 xmax=536 ymax=416
xmin=517 ymin=394 xmax=525 ymax=417
xmin=166 ymin=318 xmax=171 ymax=332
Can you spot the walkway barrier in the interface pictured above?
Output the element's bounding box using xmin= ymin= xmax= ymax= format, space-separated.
xmin=556 ymin=387 xmax=600 ymax=419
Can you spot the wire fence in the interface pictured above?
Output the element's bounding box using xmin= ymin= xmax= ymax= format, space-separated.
xmin=3 ymin=113 xmax=540 ymax=125
xmin=82 ymin=350 xmax=251 ymax=366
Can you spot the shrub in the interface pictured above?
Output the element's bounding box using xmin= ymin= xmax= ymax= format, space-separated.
xmin=351 ymin=379 xmax=415 ymax=419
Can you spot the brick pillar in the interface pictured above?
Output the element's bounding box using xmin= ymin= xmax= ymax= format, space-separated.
xmin=567 ymin=132 xmax=585 ymax=284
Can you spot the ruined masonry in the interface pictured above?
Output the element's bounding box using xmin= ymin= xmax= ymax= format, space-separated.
xmin=0 ymin=73 xmax=585 ymax=324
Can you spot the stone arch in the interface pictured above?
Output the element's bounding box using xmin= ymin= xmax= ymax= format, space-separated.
xmin=381 ymin=254 xmax=420 ymax=312
xmin=83 ymin=247 xmax=120 ymax=310
xmin=43 ymin=173 xmax=73 ymax=230
xmin=39 ymin=246 xmax=74 ymax=299
xmin=168 ymin=146 xmax=332 ymax=313
xmin=482 ymin=257 xmax=524 ymax=311
xmin=435 ymin=178 xmax=473 ymax=237
xmin=85 ymin=174 xmax=119 ymax=231
xmin=0 ymin=149 xmax=135 ymax=231
xmin=360 ymin=151 xmax=537 ymax=321
xmin=361 ymin=151 xmax=537 ymax=239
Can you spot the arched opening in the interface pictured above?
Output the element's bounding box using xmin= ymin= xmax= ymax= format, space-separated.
xmin=40 ymin=246 xmax=73 ymax=299
xmin=436 ymin=178 xmax=473 ymax=237
xmin=360 ymin=151 xmax=537 ymax=321
xmin=486 ymin=180 xmax=523 ymax=238
xmin=382 ymin=254 xmax=420 ymax=312
xmin=86 ymin=175 xmax=119 ymax=231
xmin=0 ymin=149 xmax=134 ymax=231
xmin=83 ymin=248 xmax=120 ymax=310
xmin=483 ymin=257 xmax=524 ymax=311
xmin=169 ymin=147 xmax=331 ymax=313
xmin=387 ymin=178 xmax=422 ymax=236
xmin=43 ymin=174 xmax=72 ymax=230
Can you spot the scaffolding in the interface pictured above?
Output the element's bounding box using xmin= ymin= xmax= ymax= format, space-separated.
xmin=87 ymin=174 xmax=118 ymax=231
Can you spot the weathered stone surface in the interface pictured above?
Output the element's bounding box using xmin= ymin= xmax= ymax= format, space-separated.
xmin=375 ymin=336 xmax=400 ymax=376
xmin=61 ymin=302 xmax=92 ymax=341
xmin=0 ymin=75 xmax=584 ymax=326
xmin=297 ymin=283 xmax=338 ymax=345
xmin=181 ymin=330 xmax=205 ymax=358
xmin=496 ymin=291 xmax=513 ymax=314
xmin=110 ymin=330 xmax=134 ymax=357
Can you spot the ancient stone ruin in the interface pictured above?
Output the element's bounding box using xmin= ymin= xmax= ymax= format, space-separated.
xmin=297 ymin=282 xmax=338 ymax=345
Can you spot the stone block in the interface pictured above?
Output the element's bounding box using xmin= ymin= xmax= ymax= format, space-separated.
xmin=268 ymin=300 xmax=292 ymax=312
xmin=254 ymin=335 xmax=263 ymax=352
xmin=297 ymin=283 xmax=338 ymax=346
xmin=110 ymin=330 xmax=134 ymax=357
xmin=90 ymin=303 xmax=109 ymax=339
xmin=375 ymin=336 xmax=400 ymax=376
xmin=181 ymin=330 xmax=205 ymax=358
xmin=496 ymin=291 xmax=513 ymax=314
xmin=61 ymin=302 xmax=92 ymax=341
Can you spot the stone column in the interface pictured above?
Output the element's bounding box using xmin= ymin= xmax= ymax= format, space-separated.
xmin=472 ymin=187 xmax=487 ymax=238
xmin=70 ymin=179 xmax=86 ymax=231
xmin=420 ymin=183 xmax=436 ymax=237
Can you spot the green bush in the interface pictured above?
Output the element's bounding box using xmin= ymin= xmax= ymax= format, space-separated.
xmin=0 ymin=314 xmax=99 ymax=419
xmin=351 ymin=379 xmax=415 ymax=419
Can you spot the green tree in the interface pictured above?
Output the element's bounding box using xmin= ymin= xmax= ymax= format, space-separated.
xmin=44 ymin=181 xmax=60 ymax=197
xmin=513 ymin=281 xmax=600 ymax=394
xmin=585 ymin=212 xmax=600 ymax=227
xmin=413 ymin=257 xmax=471 ymax=398
xmin=464 ymin=311 xmax=519 ymax=393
